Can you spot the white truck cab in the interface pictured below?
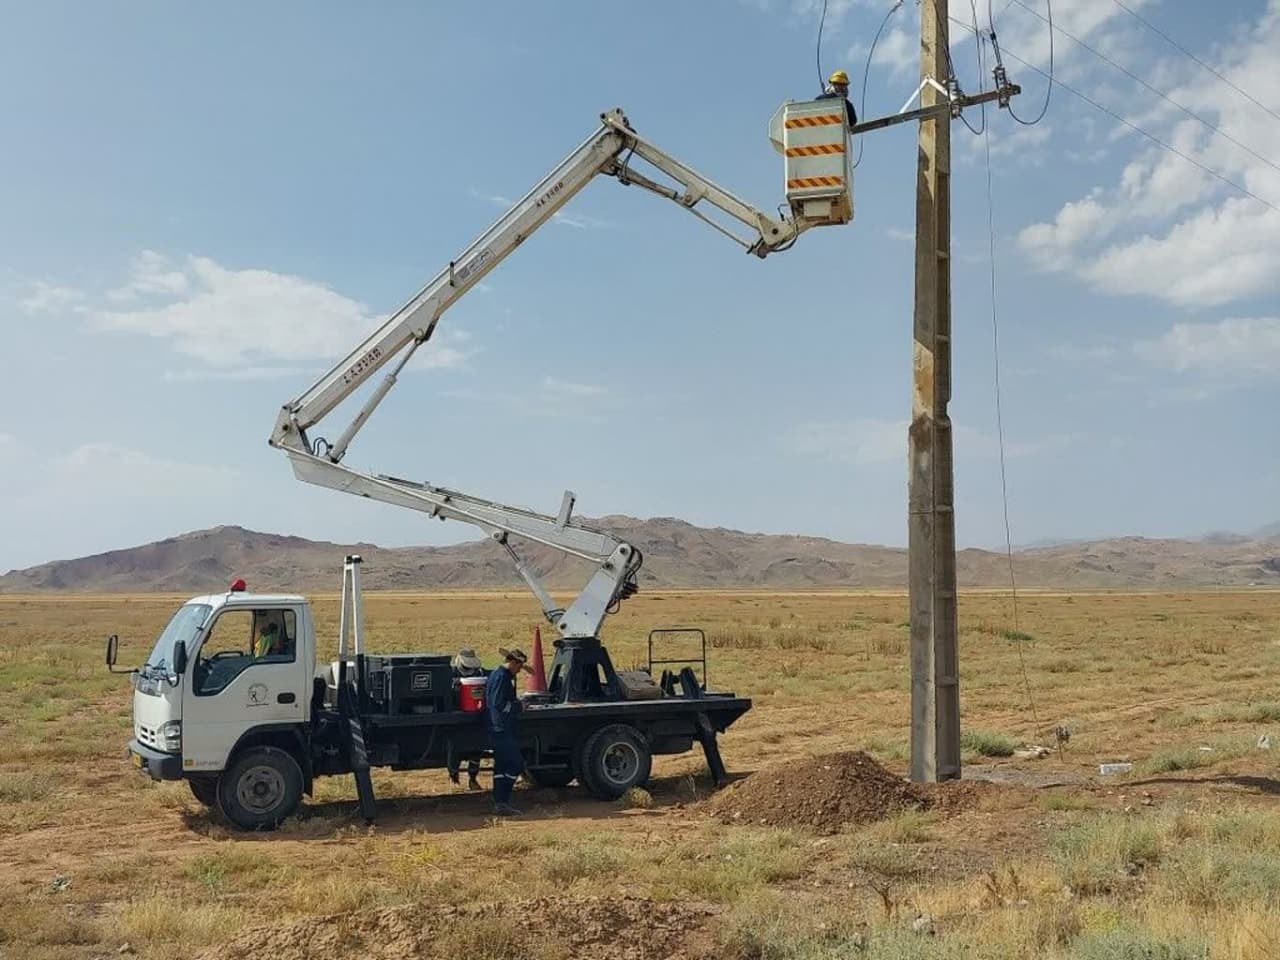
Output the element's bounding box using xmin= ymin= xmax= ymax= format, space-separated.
xmin=118 ymin=582 xmax=314 ymax=791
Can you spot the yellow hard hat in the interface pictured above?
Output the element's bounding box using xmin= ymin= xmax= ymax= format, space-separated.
xmin=829 ymin=69 xmax=850 ymax=85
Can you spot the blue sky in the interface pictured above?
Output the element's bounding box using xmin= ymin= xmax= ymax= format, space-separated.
xmin=2 ymin=0 xmax=1278 ymax=571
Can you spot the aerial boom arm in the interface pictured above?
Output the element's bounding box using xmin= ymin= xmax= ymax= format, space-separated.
xmin=269 ymin=107 xmax=812 ymax=639
xmin=271 ymin=109 xmax=802 ymax=458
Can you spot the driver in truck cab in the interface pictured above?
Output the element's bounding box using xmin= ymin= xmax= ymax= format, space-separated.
xmin=254 ymin=621 xmax=283 ymax=658
xmin=486 ymin=648 xmax=529 ymax=816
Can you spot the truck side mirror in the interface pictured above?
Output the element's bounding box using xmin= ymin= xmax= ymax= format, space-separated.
xmin=105 ymin=634 xmax=132 ymax=674
xmin=172 ymin=640 xmax=188 ymax=676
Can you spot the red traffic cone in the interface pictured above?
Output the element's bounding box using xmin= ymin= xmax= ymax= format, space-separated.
xmin=528 ymin=625 xmax=548 ymax=693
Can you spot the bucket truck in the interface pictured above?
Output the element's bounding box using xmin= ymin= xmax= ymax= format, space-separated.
xmin=110 ymin=104 xmax=854 ymax=830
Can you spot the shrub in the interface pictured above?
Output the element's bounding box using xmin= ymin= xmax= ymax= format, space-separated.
xmin=619 ymin=786 xmax=653 ymax=809
xmin=868 ymin=809 xmax=937 ymax=844
xmin=961 ymin=729 xmax=1019 ymax=758
xmin=0 ymin=770 xmax=58 ymax=803
xmin=1070 ymin=929 xmax=1208 ymax=960
xmin=1159 ymin=846 xmax=1280 ymax=909
xmin=1052 ymin=817 xmax=1166 ymax=895
xmin=540 ymin=842 xmax=623 ymax=884
xmin=438 ymin=915 xmax=552 ymax=960
xmin=1040 ymin=790 xmax=1097 ymax=812
xmin=1213 ymin=702 xmax=1280 ymax=723
xmin=1143 ymin=748 xmax=1207 ymax=774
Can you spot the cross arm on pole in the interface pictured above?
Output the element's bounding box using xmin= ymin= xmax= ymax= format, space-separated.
xmin=850 ymin=84 xmax=1022 ymax=137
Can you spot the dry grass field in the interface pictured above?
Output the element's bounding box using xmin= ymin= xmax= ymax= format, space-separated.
xmin=1 ymin=589 xmax=1279 ymax=959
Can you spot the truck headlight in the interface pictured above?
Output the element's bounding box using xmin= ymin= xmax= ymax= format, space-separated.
xmin=135 ymin=673 xmax=161 ymax=697
xmin=160 ymin=720 xmax=182 ymax=753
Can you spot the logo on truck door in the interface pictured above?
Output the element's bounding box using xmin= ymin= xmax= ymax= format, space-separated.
xmin=247 ymin=683 xmax=269 ymax=706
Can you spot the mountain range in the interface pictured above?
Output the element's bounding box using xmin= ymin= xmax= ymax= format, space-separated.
xmin=3 ymin=518 xmax=1279 ymax=593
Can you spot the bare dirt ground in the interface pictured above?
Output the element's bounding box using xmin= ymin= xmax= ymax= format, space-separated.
xmin=2 ymin=589 xmax=1279 ymax=959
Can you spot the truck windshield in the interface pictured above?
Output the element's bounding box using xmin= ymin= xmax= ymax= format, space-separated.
xmin=146 ymin=603 xmax=212 ymax=671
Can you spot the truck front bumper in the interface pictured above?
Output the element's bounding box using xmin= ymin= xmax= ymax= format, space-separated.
xmin=128 ymin=739 xmax=183 ymax=781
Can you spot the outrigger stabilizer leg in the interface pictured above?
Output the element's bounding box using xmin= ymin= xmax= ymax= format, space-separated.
xmin=678 ymin=667 xmax=729 ymax=786
xmin=338 ymin=555 xmax=378 ymax=823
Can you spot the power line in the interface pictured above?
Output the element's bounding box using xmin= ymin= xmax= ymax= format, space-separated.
xmin=816 ymin=0 xmax=829 ymax=92
xmin=999 ymin=46 xmax=1280 ymax=215
xmin=959 ymin=0 xmax=989 ymax=136
xmin=1110 ymin=0 xmax=1280 ymax=126
xmin=980 ymin=119 xmax=1038 ymax=733
xmin=854 ymin=1 xmax=906 ymax=168
xmin=1010 ymin=0 xmax=1280 ymax=177
xmin=1007 ymin=0 xmax=1052 ymax=125
xmin=950 ymin=14 xmax=1280 ymax=215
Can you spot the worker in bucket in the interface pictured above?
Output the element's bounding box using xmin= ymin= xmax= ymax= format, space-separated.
xmin=448 ymin=648 xmax=485 ymax=791
xmin=486 ymin=647 xmax=531 ymax=816
xmin=818 ymin=69 xmax=858 ymax=127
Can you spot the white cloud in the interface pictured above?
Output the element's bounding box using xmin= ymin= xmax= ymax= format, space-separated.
xmin=542 ymin=376 xmax=605 ymax=397
xmin=964 ymin=122 xmax=1054 ymax=166
xmin=91 ymin=254 xmax=376 ymax=366
xmin=1135 ymin=318 xmax=1280 ymax=375
xmin=867 ymin=27 xmax=917 ymax=78
xmin=105 ymin=249 xmax=190 ymax=301
xmin=1082 ymin=200 xmax=1280 ymax=307
xmin=162 ymin=365 xmax=320 ymax=383
xmin=19 ymin=281 xmax=83 ymax=314
xmin=551 ymin=211 xmax=608 ymax=230
xmin=1017 ymin=0 xmax=1280 ymax=307
xmin=1018 ymin=191 xmax=1109 ymax=270
xmin=52 ymin=442 xmax=239 ymax=489
xmin=29 ymin=252 xmax=472 ymax=372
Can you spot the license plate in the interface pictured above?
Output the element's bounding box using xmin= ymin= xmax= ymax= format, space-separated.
xmin=131 ymin=752 xmax=143 ymax=769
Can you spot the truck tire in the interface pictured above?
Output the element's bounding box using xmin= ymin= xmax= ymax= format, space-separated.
xmin=187 ymin=775 xmax=219 ymax=807
xmin=217 ymin=746 xmax=303 ymax=831
xmin=579 ymin=724 xmax=651 ymax=799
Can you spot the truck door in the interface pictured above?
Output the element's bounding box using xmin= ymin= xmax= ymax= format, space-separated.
xmin=181 ymin=605 xmax=306 ymax=773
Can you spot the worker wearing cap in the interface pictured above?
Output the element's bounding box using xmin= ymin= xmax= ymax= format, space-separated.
xmin=817 ymin=69 xmax=858 ymax=127
xmin=448 ymin=648 xmax=485 ymax=791
xmin=485 ymin=648 xmax=529 ymax=816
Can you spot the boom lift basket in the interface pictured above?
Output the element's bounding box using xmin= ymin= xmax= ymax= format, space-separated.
xmin=769 ymin=98 xmax=853 ymax=227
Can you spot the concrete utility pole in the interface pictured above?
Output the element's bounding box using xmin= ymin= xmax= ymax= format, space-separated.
xmin=908 ymin=0 xmax=961 ymax=783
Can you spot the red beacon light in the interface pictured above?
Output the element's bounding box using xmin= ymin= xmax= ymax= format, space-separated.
xmin=229 ymin=578 xmax=247 ymax=593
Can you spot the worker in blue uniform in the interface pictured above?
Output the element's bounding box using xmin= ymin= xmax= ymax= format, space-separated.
xmin=486 ymin=648 xmax=530 ymax=816
xmin=817 ymin=69 xmax=858 ymax=127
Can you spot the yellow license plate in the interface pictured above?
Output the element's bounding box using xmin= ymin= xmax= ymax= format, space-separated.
xmin=131 ymin=752 xmax=143 ymax=768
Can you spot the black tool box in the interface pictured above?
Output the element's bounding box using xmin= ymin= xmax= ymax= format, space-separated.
xmin=360 ymin=654 xmax=453 ymax=715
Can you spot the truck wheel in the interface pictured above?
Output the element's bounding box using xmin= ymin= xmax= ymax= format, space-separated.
xmin=580 ymin=724 xmax=651 ymax=799
xmin=187 ymin=775 xmax=219 ymax=807
xmin=524 ymin=767 xmax=575 ymax=789
xmin=217 ymin=746 xmax=303 ymax=831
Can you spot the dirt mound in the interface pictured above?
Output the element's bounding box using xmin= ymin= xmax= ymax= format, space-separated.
xmin=706 ymin=751 xmax=931 ymax=834
xmin=198 ymin=895 xmax=716 ymax=960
